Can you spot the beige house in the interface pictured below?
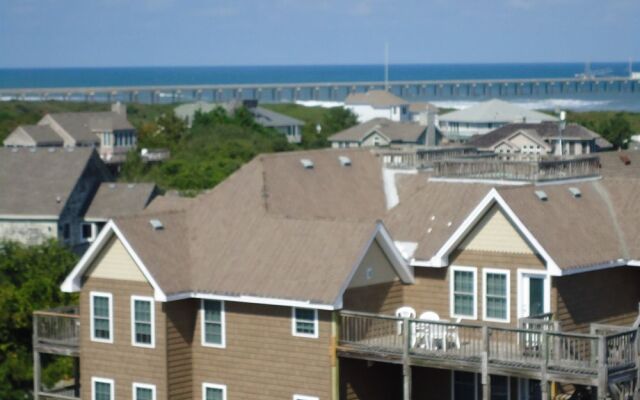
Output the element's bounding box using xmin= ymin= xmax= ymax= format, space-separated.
xmin=468 ymin=122 xmax=613 ymax=159
xmin=4 ymin=103 xmax=136 ymax=165
xmin=344 ymin=90 xmax=410 ymax=123
xmin=329 ymin=118 xmax=440 ymax=148
xmin=35 ymin=148 xmax=640 ymax=400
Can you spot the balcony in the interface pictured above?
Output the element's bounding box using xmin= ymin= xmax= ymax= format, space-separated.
xmin=338 ymin=311 xmax=638 ymax=388
xmin=33 ymin=306 xmax=80 ymax=400
xmin=431 ymin=156 xmax=601 ymax=183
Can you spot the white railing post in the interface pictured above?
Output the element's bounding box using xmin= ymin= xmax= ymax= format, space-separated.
xmin=403 ymin=318 xmax=411 ymax=400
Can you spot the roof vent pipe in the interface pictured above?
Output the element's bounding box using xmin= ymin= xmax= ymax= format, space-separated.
xmin=534 ymin=190 xmax=548 ymax=201
xmin=338 ymin=156 xmax=352 ymax=166
xmin=300 ymin=159 xmax=314 ymax=169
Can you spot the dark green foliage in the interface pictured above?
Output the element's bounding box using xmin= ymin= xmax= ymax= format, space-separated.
xmin=567 ymin=111 xmax=640 ymax=149
xmin=0 ymin=240 xmax=78 ymax=400
xmin=262 ymin=103 xmax=358 ymax=149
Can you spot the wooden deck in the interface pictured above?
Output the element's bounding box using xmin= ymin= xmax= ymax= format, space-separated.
xmin=33 ymin=306 xmax=80 ymax=400
xmin=338 ymin=311 xmax=639 ymax=388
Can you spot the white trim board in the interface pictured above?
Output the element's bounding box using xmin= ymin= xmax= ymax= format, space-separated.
xmin=430 ymin=188 xmax=562 ymax=276
xmin=61 ymin=220 xmax=168 ymax=302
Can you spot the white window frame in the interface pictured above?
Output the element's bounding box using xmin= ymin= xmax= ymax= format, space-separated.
xmin=202 ymin=382 xmax=227 ymax=400
xmin=483 ymin=268 xmax=511 ymax=323
xmin=91 ymin=377 xmax=114 ymax=400
xmin=200 ymin=299 xmax=226 ymax=348
xmin=517 ymin=269 xmax=551 ymax=319
xmin=292 ymin=307 xmax=319 ymax=339
xmin=450 ymin=266 xmax=477 ymax=320
xmin=90 ymin=292 xmax=113 ymax=344
xmin=294 ymin=395 xmax=320 ymax=400
xmin=131 ymin=295 xmax=155 ymax=348
xmin=81 ymin=222 xmax=97 ymax=243
xmin=132 ymin=383 xmax=156 ymax=400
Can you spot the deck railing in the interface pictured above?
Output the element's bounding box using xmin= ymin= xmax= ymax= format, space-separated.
xmin=432 ymin=156 xmax=601 ymax=182
xmin=33 ymin=306 xmax=80 ymax=351
xmin=338 ymin=311 xmax=638 ymax=383
xmin=376 ymin=147 xmax=481 ymax=169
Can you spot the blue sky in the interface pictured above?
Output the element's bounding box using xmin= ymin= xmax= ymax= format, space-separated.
xmin=0 ymin=0 xmax=638 ymax=68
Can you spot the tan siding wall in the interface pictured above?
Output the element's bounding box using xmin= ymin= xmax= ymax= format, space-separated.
xmin=459 ymin=205 xmax=534 ymax=254
xmin=80 ymin=277 xmax=167 ymax=400
xmin=555 ymin=267 xmax=640 ymax=332
xmin=165 ymin=299 xmax=197 ymax=400
xmin=401 ymin=250 xmax=549 ymax=326
xmin=348 ymin=240 xmax=398 ymax=289
xmin=85 ymin=236 xmax=147 ymax=282
xmin=192 ymin=302 xmax=333 ymax=400
xmin=343 ymin=281 xmax=405 ymax=314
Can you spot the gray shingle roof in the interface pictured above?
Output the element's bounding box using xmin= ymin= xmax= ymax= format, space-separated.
xmin=468 ymin=122 xmax=607 ymax=149
xmin=85 ymin=182 xmax=157 ymax=221
xmin=250 ymin=107 xmax=304 ymax=128
xmin=345 ymin=90 xmax=407 ymax=108
xmin=0 ymin=147 xmax=101 ymax=217
xmin=47 ymin=112 xmax=134 ymax=144
xmin=439 ymin=99 xmax=558 ymax=123
xmin=329 ymin=118 xmax=426 ymax=143
xmin=19 ymin=125 xmax=64 ymax=146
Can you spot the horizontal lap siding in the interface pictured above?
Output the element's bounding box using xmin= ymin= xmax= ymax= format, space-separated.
xmin=556 ymin=267 xmax=640 ymax=332
xmin=166 ymin=299 xmax=197 ymax=400
xmin=343 ymin=281 xmax=405 ymax=314
xmin=192 ymin=302 xmax=333 ymax=400
xmin=80 ymin=277 xmax=167 ymax=400
xmin=403 ymin=250 xmax=549 ymax=327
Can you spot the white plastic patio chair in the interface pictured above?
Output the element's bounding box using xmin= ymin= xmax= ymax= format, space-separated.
xmin=418 ymin=311 xmax=443 ymax=350
xmin=395 ymin=306 xmax=416 ymax=339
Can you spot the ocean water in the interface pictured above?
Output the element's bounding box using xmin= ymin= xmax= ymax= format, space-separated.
xmin=1 ymin=62 xmax=639 ymax=111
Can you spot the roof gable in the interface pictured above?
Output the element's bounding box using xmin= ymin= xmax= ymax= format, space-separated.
xmin=84 ymin=235 xmax=149 ymax=283
xmin=458 ymin=204 xmax=534 ymax=254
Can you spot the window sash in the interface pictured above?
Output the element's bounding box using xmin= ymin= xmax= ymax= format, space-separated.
xmin=453 ymin=270 xmax=475 ymax=317
xmin=294 ymin=308 xmax=317 ymax=336
xmin=92 ymin=296 xmax=111 ymax=340
xmin=485 ymin=272 xmax=508 ymax=321
xmin=205 ymin=388 xmax=223 ymax=400
xmin=94 ymin=381 xmax=111 ymax=400
xmin=135 ymin=387 xmax=153 ymax=400
xmin=133 ymin=298 xmax=153 ymax=345
xmin=203 ymin=300 xmax=224 ymax=346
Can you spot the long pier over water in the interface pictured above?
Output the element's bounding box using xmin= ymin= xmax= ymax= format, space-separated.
xmin=1 ymin=76 xmax=638 ymax=104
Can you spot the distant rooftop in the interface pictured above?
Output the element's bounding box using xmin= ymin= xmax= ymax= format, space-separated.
xmin=439 ymin=99 xmax=558 ymax=124
xmin=345 ymin=90 xmax=408 ymax=108
xmin=85 ymin=182 xmax=157 ymax=221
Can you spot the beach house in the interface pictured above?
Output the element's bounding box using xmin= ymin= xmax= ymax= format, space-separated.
xmin=344 ymin=90 xmax=410 ymax=123
xmin=35 ymin=148 xmax=640 ymax=400
xmin=438 ymin=99 xmax=558 ymax=140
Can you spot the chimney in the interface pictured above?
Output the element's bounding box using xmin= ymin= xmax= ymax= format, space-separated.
xmin=111 ymin=102 xmax=126 ymax=116
xmin=425 ymin=108 xmax=438 ymax=147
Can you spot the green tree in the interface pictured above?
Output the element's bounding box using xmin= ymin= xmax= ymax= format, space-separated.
xmin=600 ymin=113 xmax=632 ymax=149
xmin=321 ymin=107 xmax=358 ymax=136
xmin=0 ymin=240 xmax=77 ymax=400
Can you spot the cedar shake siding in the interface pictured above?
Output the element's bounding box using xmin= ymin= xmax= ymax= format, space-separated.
xmin=555 ymin=267 xmax=640 ymax=332
xmin=192 ymin=302 xmax=333 ymax=400
xmin=80 ymin=277 xmax=167 ymax=400
xmin=166 ymin=299 xmax=198 ymax=400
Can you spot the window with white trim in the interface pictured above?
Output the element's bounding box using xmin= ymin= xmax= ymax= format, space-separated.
xmin=201 ymin=300 xmax=225 ymax=348
xmin=133 ymin=383 xmax=156 ymax=400
xmin=202 ymin=383 xmax=226 ymax=400
xmin=92 ymin=377 xmax=114 ymax=400
xmin=90 ymin=292 xmax=113 ymax=343
xmin=131 ymin=296 xmax=154 ymax=347
xmin=484 ymin=269 xmax=510 ymax=322
xmin=451 ymin=267 xmax=477 ymax=319
xmin=292 ymin=308 xmax=318 ymax=338
xmin=294 ymin=395 xmax=320 ymax=400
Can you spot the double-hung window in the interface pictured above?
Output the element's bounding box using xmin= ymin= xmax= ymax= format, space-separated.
xmin=484 ymin=269 xmax=510 ymax=322
xmin=292 ymin=308 xmax=318 ymax=338
xmin=92 ymin=377 xmax=114 ymax=400
xmin=90 ymin=292 xmax=113 ymax=343
xmin=201 ymin=300 xmax=225 ymax=348
xmin=131 ymin=296 xmax=155 ymax=347
xmin=451 ymin=266 xmax=477 ymax=319
xmin=133 ymin=383 xmax=156 ymax=400
xmin=202 ymin=383 xmax=226 ymax=400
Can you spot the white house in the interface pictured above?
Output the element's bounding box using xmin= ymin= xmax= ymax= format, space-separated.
xmin=438 ymin=99 xmax=558 ymax=140
xmin=344 ymin=90 xmax=410 ymax=123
